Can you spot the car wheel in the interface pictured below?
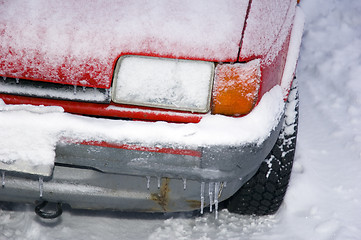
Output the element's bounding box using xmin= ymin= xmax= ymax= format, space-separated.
xmin=227 ymin=79 xmax=299 ymax=215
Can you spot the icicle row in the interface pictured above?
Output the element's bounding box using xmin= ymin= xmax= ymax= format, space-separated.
xmin=198 ymin=181 xmax=225 ymax=219
xmin=145 ymin=176 xmax=163 ymax=189
xmin=142 ymin=177 xmax=223 ymax=219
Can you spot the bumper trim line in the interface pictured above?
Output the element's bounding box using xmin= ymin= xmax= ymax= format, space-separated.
xmin=69 ymin=140 xmax=202 ymax=158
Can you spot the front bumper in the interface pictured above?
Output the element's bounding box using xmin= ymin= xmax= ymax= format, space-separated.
xmin=0 ymin=122 xmax=281 ymax=213
xmin=0 ymin=86 xmax=285 ymax=212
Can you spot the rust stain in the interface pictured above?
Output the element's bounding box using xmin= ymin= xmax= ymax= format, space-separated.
xmin=186 ymin=200 xmax=201 ymax=209
xmin=150 ymin=178 xmax=170 ymax=211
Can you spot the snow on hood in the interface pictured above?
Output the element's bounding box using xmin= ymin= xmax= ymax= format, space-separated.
xmin=0 ymin=0 xmax=249 ymax=88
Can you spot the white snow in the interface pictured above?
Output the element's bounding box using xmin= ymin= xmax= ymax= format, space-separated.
xmin=281 ymin=7 xmax=305 ymax=96
xmin=113 ymin=56 xmax=213 ymax=112
xmin=0 ymin=100 xmax=63 ymax=176
xmin=1 ymin=0 xmax=361 ymax=239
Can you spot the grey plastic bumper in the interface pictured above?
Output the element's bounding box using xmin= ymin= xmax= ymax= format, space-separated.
xmin=0 ymin=116 xmax=282 ymax=213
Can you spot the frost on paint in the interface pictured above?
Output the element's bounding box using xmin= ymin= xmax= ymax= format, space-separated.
xmin=240 ymin=0 xmax=296 ymax=64
xmin=0 ymin=0 xmax=249 ymax=88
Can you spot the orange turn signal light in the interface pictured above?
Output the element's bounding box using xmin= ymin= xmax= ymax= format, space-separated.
xmin=211 ymin=60 xmax=261 ymax=116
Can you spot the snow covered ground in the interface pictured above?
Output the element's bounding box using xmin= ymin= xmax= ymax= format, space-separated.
xmin=1 ymin=0 xmax=361 ymax=239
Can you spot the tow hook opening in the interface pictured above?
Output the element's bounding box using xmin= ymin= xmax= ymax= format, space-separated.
xmin=35 ymin=201 xmax=63 ymax=219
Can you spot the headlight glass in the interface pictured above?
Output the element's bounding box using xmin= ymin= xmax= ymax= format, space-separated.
xmin=112 ymin=56 xmax=214 ymax=113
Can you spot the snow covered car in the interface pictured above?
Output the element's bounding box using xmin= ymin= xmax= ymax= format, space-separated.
xmin=0 ymin=0 xmax=304 ymax=218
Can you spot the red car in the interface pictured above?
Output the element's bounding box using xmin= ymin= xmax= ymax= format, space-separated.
xmin=0 ymin=0 xmax=304 ymax=218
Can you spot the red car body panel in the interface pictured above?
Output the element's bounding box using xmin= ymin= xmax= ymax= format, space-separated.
xmin=0 ymin=0 xmax=249 ymax=88
xmin=0 ymin=93 xmax=203 ymax=123
xmin=0 ymin=0 xmax=296 ymax=123
xmin=238 ymin=0 xmax=296 ymax=104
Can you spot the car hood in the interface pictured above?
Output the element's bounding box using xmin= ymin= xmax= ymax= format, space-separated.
xmin=0 ymin=0 xmax=249 ymax=88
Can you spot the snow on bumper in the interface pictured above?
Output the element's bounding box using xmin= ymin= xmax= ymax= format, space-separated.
xmin=0 ymin=86 xmax=284 ymax=179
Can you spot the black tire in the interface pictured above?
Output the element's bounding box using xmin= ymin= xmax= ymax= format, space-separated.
xmin=227 ymin=80 xmax=299 ymax=215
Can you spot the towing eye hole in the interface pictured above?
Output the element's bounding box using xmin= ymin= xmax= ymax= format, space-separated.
xmin=35 ymin=201 xmax=63 ymax=219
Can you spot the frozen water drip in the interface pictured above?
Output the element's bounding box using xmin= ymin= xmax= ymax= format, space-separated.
xmin=39 ymin=177 xmax=44 ymax=198
xmin=1 ymin=171 xmax=5 ymax=188
xmin=200 ymin=182 xmax=205 ymax=214
xmin=157 ymin=177 xmax=161 ymax=189
xmin=209 ymin=182 xmax=214 ymax=212
xmin=146 ymin=176 xmax=150 ymax=190
xmin=183 ymin=178 xmax=187 ymax=190
xmin=214 ymin=182 xmax=220 ymax=219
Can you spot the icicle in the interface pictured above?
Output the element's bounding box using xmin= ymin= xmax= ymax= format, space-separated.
xmin=214 ymin=182 xmax=220 ymax=219
xmin=146 ymin=176 xmax=151 ymax=190
xmin=157 ymin=177 xmax=161 ymax=189
xmin=223 ymin=181 xmax=227 ymax=188
xmin=209 ymin=182 xmax=214 ymax=213
xmin=200 ymin=182 xmax=205 ymax=214
xmin=39 ymin=177 xmax=44 ymax=198
xmin=1 ymin=171 xmax=5 ymax=188
xmin=73 ymin=85 xmax=77 ymax=95
xmin=15 ymin=78 xmax=19 ymax=84
xmin=182 ymin=178 xmax=187 ymax=190
xmin=2 ymin=76 xmax=6 ymax=81
xmin=82 ymin=86 xmax=86 ymax=92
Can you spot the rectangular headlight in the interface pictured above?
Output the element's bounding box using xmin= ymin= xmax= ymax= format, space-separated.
xmin=112 ymin=56 xmax=214 ymax=113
